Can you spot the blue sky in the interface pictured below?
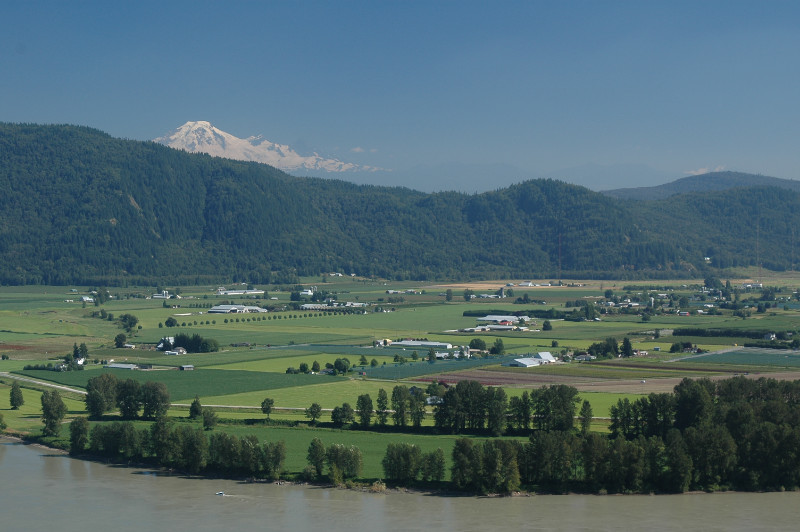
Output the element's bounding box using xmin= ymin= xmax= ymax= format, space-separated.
xmin=2 ymin=1 xmax=799 ymax=190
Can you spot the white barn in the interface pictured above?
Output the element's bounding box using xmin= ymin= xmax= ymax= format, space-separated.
xmin=503 ymin=358 xmax=542 ymax=368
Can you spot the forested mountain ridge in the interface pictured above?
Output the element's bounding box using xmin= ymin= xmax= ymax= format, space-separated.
xmin=603 ymin=171 xmax=800 ymax=200
xmin=1 ymin=123 xmax=798 ymax=285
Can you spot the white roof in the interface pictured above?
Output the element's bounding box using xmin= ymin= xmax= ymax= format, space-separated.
xmin=392 ymin=340 xmax=453 ymax=349
xmin=106 ymin=363 xmax=137 ymax=370
xmin=477 ymin=315 xmax=530 ymax=323
xmin=503 ymin=358 xmax=541 ymax=367
xmin=534 ymin=351 xmax=556 ymax=362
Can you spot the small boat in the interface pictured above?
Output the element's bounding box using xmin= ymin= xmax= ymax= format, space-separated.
xmin=216 ymin=491 xmax=225 ymax=496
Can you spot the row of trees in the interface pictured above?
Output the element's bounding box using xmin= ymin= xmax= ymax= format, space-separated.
xmin=322 ymin=381 xmax=583 ymax=437
xmin=85 ymin=374 xmax=170 ymax=420
xmin=381 ymin=443 xmax=446 ymax=484
xmin=68 ymin=416 xmax=285 ymax=477
xmin=40 ymin=373 xmax=800 ymax=494
xmin=446 ymin=430 xmax=694 ymax=494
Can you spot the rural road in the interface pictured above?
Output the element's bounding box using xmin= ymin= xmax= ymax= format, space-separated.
xmin=0 ymin=373 xmax=323 ymax=411
xmin=0 ymin=372 xmax=86 ymax=395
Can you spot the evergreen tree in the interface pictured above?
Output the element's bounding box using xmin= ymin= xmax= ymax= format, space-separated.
xmin=621 ymin=337 xmax=634 ymax=358
xmin=189 ymin=396 xmax=203 ymax=419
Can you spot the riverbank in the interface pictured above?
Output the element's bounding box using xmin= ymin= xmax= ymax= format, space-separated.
xmin=4 ymin=438 xmax=800 ymax=532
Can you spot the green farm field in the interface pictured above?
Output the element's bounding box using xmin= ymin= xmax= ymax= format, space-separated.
xmin=678 ymin=348 xmax=800 ymax=368
xmin=15 ymin=368 xmax=326 ymax=402
xmin=4 ymin=277 xmax=800 ymax=477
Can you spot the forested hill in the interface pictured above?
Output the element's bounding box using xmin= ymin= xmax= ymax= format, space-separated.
xmin=603 ymin=171 xmax=800 ymax=200
xmin=1 ymin=123 xmax=799 ymax=285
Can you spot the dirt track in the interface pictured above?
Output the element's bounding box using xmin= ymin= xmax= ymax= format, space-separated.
xmin=414 ymin=369 xmax=800 ymax=394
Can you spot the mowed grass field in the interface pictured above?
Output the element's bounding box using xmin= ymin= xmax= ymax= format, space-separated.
xmin=0 ymin=382 xmax=87 ymax=433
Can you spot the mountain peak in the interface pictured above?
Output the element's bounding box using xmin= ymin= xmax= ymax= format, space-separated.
xmin=154 ymin=121 xmax=381 ymax=174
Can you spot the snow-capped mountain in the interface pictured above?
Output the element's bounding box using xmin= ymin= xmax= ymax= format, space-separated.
xmin=154 ymin=121 xmax=381 ymax=173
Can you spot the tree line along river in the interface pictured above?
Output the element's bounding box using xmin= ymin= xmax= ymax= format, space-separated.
xmin=1 ymin=437 xmax=798 ymax=532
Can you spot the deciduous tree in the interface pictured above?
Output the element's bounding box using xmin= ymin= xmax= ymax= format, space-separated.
xmin=376 ymin=388 xmax=389 ymax=426
xmin=305 ymin=402 xmax=322 ymax=423
xmin=41 ymin=389 xmax=66 ymax=436
xmin=114 ymin=333 xmax=127 ymax=348
xmin=116 ymin=379 xmax=142 ymax=420
xmin=307 ymin=437 xmax=326 ymax=478
xmin=140 ymin=381 xmax=170 ymax=419
xmin=356 ymin=394 xmax=373 ymax=427
xmin=391 ymin=385 xmax=410 ymax=427
xmin=261 ymin=397 xmax=275 ymax=420
xmin=10 ymin=380 xmax=24 ymax=409
xmin=579 ymin=400 xmax=593 ymax=435
xmin=202 ymin=408 xmax=218 ymax=430
xmin=69 ymin=416 xmax=90 ymax=454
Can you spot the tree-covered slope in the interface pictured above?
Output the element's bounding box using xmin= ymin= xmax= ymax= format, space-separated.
xmin=603 ymin=171 xmax=800 ymax=200
xmin=1 ymin=123 xmax=798 ymax=285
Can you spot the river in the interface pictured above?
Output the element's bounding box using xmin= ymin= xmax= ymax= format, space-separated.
xmin=1 ymin=437 xmax=797 ymax=531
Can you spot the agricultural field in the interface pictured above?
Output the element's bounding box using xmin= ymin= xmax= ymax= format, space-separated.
xmin=3 ymin=275 xmax=800 ymax=479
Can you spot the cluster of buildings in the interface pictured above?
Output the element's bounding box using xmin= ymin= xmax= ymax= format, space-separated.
xmin=458 ymin=314 xmax=533 ymax=333
xmin=299 ymin=301 xmax=367 ymax=311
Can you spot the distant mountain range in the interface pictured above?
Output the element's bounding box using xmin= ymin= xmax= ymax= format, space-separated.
xmin=3 ymin=122 xmax=800 ymax=285
xmin=154 ymin=121 xmax=383 ymax=174
xmin=603 ymin=171 xmax=800 ymax=200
